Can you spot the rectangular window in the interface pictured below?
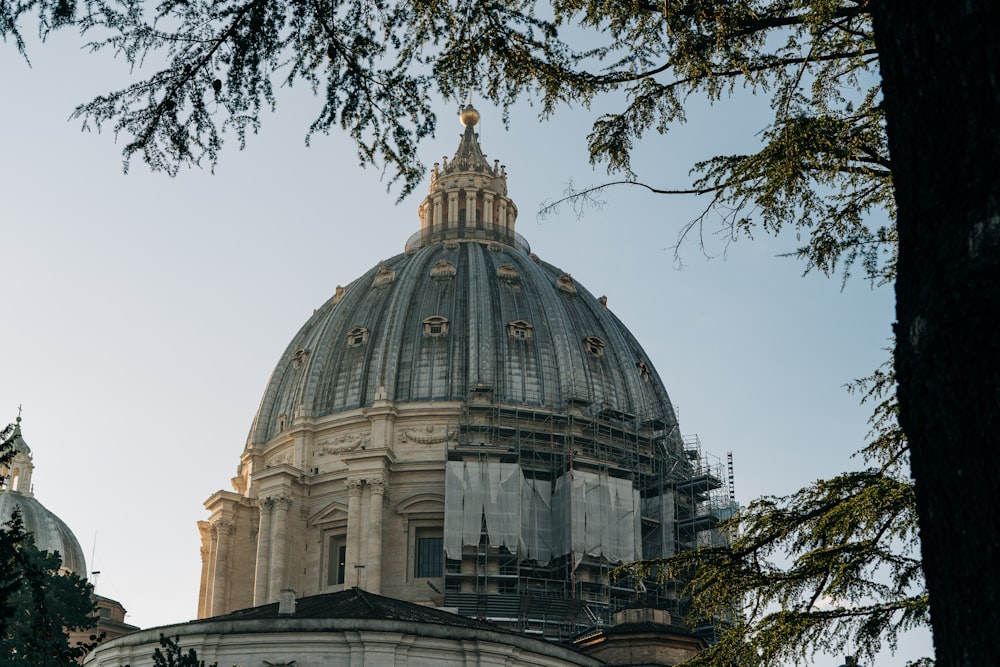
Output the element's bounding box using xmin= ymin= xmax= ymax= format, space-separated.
xmin=327 ymin=536 xmax=347 ymax=586
xmin=414 ymin=530 xmax=443 ymax=578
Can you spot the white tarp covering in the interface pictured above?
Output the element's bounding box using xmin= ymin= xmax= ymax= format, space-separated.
xmin=521 ymin=477 xmax=554 ymax=563
xmin=445 ymin=461 xmax=641 ymax=567
xmin=444 ymin=460 xmax=521 ymax=558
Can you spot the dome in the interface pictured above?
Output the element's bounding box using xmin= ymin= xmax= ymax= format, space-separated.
xmin=201 ymin=109 xmax=729 ymax=641
xmin=249 ymin=235 xmax=676 ymax=446
xmin=249 ymin=106 xmax=675 ymax=446
xmin=1 ymin=420 xmax=87 ymax=575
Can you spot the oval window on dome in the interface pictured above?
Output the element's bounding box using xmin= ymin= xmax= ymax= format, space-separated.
xmin=423 ymin=315 xmax=449 ymax=337
xmin=372 ymin=265 xmax=396 ymax=289
xmin=636 ymin=360 xmax=651 ymax=382
xmin=430 ymin=260 xmax=457 ymax=281
xmin=584 ymin=336 xmax=605 ymax=357
xmin=497 ymin=263 xmax=521 ymax=285
xmin=557 ymin=274 xmax=577 ymax=294
xmin=292 ymin=348 xmax=310 ymax=368
xmin=347 ymin=327 xmax=369 ymax=347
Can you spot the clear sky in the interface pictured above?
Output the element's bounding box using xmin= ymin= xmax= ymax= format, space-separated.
xmin=2 ymin=28 xmax=927 ymax=664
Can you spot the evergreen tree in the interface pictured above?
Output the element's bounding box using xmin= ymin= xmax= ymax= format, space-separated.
xmin=0 ymin=509 xmax=101 ymax=667
xmin=623 ymin=360 xmax=930 ymax=666
xmin=3 ymin=1 xmax=998 ymax=664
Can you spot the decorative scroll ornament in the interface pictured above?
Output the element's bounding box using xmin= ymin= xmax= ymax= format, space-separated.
xmin=398 ymin=425 xmax=457 ymax=445
xmin=317 ymin=433 xmax=371 ymax=456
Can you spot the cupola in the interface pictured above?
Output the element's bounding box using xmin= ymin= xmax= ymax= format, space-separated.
xmin=415 ymin=105 xmax=519 ymax=249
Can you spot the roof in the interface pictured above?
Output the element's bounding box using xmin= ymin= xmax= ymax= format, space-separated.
xmin=250 ymin=238 xmax=677 ymax=445
xmin=203 ymin=588 xmax=510 ymax=633
xmin=0 ymin=490 xmax=88 ymax=575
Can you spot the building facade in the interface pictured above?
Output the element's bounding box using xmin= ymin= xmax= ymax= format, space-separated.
xmin=197 ymin=106 xmax=732 ymax=641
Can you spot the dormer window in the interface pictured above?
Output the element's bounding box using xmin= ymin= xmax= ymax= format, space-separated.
xmin=508 ymin=320 xmax=534 ymax=341
xmin=636 ymin=360 xmax=651 ymax=382
xmin=292 ymin=348 xmax=310 ymax=368
xmin=423 ymin=315 xmax=449 ymax=337
xmin=347 ymin=326 xmax=369 ymax=347
xmin=557 ymin=274 xmax=577 ymax=294
xmin=372 ymin=265 xmax=396 ymax=289
xmin=584 ymin=336 xmax=605 ymax=357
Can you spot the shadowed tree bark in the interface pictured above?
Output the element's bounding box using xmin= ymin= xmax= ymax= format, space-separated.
xmin=872 ymin=2 xmax=1000 ymax=664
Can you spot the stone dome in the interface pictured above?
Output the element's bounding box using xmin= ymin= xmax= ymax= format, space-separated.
xmin=1 ymin=420 xmax=87 ymax=575
xmin=249 ymin=238 xmax=676 ymax=446
xmin=201 ymin=109 xmax=728 ymax=639
xmin=249 ymin=107 xmax=676 ymax=447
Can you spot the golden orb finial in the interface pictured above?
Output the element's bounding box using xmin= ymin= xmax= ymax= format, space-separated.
xmin=460 ymin=104 xmax=480 ymax=127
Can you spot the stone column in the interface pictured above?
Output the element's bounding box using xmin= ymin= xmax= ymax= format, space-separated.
xmin=466 ymin=191 xmax=477 ymax=227
xmin=447 ymin=191 xmax=459 ymax=228
xmin=209 ymin=519 xmax=234 ymax=616
xmin=267 ymin=494 xmax=292 ymax=603
xmin=367 ymin=476 xmax=386 ymax=593
xmin=433 ymin=194 xmax=443 ymax=230
xmin=483 ymin=193 xmax=494 ymax=228
xmin=345 ymin=479 xmax=364 ymax=587
xmin=253 ymin=498 xmax=274 ymax=606
xmin=498 ymin=200 xmax=508 ymax=231
xmin=198 ymin=546 xmax=210 ymax=618
xmin=197 ymin=522 xmax=212 ymax=619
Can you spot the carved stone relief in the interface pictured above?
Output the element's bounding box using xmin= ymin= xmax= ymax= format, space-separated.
xmin=316 ymin=433 xmax=371 ymax=456
xmin=397 ymin=425 xmax=457 ymax=446
xmin=265 ymin=450 xmax=294 ymax=467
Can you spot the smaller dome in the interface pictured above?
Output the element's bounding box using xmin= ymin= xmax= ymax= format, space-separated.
xmin=1 ymin=420 xmax=87 ymax=575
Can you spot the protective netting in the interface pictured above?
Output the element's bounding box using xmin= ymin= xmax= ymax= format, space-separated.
xmin=641 ymin=493 xmax=675 ymax=559
xmin=445 ymin=460 xmax=645 ymax=567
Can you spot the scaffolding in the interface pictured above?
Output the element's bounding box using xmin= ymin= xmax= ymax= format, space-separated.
xmin=442 ymin=390 xmax=734 ymax=641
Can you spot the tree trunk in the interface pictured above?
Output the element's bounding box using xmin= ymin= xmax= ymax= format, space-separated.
xmin=871 ymin=2 xmax=1000 ymax=664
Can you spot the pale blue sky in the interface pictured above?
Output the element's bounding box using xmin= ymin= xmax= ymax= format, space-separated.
xmin=1 ymin=28 xmax=926 ymax=664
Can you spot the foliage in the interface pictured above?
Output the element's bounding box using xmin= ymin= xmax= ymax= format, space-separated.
xmin=3 ymin=0 xmax=895 ymax=272
xmin=0 ymin=509 xmax=101 ymax=666
xmin=0 ymin=423 xmax=14 ymax=468
xmin=0 ymin=422 xmax=19 ymax=639
xmin=2 ymin=0 xmax=920 ymax=663
xmin=619 ymin=361 xmax=930 ymax=666
xmin=119 ymin=634 xmax=218 ymax=667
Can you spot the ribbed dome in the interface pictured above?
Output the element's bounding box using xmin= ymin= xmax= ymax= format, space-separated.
xmin=248 ymin=106 xmax=677 ymax=447
xmin=0 ymin=491 xmax=87 ymax=574
xmin=249 ymin=239 xmax=676 ymax=446
xmin=201 ymin=109 xmax=726 ymax=627
xmin=1 ymin=425 xmax=87 ymax=575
